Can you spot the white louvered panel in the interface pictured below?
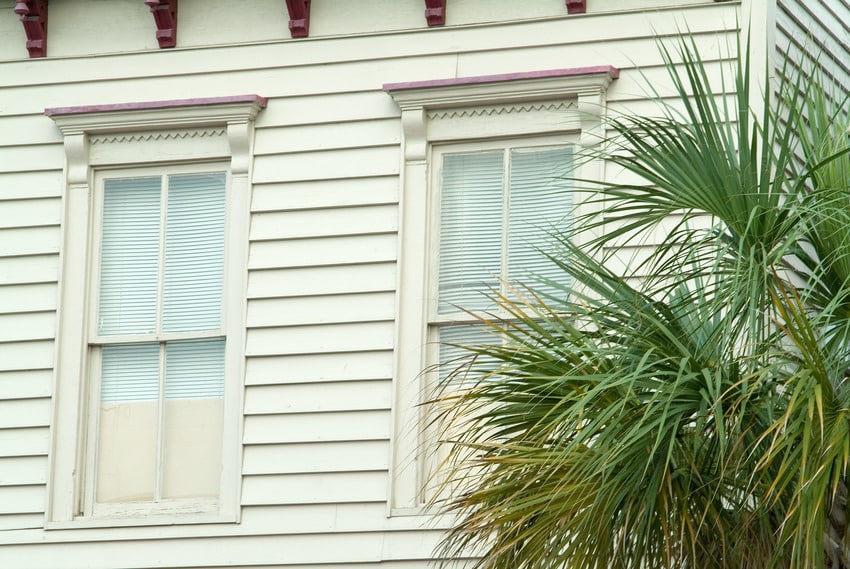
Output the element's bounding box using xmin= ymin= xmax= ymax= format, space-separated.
xmin=438 ymin=151 xmax=504 ymax=315
xmin=98 ymin=177 xmax=160 ymax=336
xmin=164 ymin=338 xmax=225 ymax=399
xmin=100 ymin=343 xmax=159 ymax=402
xmin=162 ymin=172 xmax=226 ymax=333
xmin=508 ymin=146 xmax=572 ymax=303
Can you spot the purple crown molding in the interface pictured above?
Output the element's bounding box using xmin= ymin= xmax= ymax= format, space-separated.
xmin=383 ymin=65 xmax=619 ymax=93
xmin=44 ymin=95 xmax=268 ymax=117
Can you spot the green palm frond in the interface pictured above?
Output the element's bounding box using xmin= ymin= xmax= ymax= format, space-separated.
xmin=429 ymin=33 xmax=850 ymax=569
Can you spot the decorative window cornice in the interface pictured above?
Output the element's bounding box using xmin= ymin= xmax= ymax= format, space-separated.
xmin=45 ymin=95 xmax=267 ymax=134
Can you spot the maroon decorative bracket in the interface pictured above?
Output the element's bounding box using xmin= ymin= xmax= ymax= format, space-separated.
xmin=144 ymin=0 xmax=177 ymax=48
xmin=425 ymin=0 xmax=446 ymax=26
xmin=566 ymin=0 xmax=586 ymax=14
xmin=285 ymin=0 xmax=310 ymax=38
xmin=14 ymin=0 xmax=48 ymax=58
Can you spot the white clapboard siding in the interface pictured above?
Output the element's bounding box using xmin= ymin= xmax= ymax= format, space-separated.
xmin=0 ymin=341 xmax=54 ymax=373
xmin=0 ymin=198 xmax=61 ymax=229
xmin=0 ymin=368 xmax=53 ymax=400
xmin=243 ymin=410 xmax=391 ymax=445
xmin=0 ymin=284 xmax=57 ymax=314
xmin=0 ymin=0 xmax=746 ymax=563
xmin=776 ymin=0 xmax=850 ymax=91
xmin=244 ymin=380 xmax=392 ymax=415
xmin=0 ymin=227 xmax=60 ymax=257
xmin=0 ymin=427 xmax=50 ymax=458
xmin=249 ymin=234 xmax=397 ymax=270
xmin=245 ymin=351 xmax=394 ymax=386
xmin=246 ymin=292 xmax=396 ymax=328
xmin=251 ymin=177 xmax=398 ymax=213
xmin=0 ymin=456 xmax=47 ymax=486
xmin=243 ymin=440 xmax=388 ymax=475
xmin=0 ymin=255 xmax=59 ymax=286
xmin=250 ymin=205 xmax=398 ymax=241
xmin=248 ymin=262 xmax=397 ymax=298
xmin=0 ymin=171 xmax=63 ymax=200
xmin=242 ymin=471 xmax=388 ymax=506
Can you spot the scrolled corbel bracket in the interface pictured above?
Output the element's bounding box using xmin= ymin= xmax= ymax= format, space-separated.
xmin=566 ymin=0 xmax=586 ymax=14
xmin=14 ymin=0 xmax=48 ymax=58
xmin=424 ymin=0 xmax=446 ymax=26
xmin=144 ymin=0 xmax=178 ymax=48
xmin=285 ymin=0 xmax=310 ymax=38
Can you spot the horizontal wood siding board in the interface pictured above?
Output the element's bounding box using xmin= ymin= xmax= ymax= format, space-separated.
xmin=0 ymin=198 xmax=62 ymax=230
xmin=243 ymin=410 xmax=391 ymax=444
xmin=0 ymin=284 xmax=58 ymax=314
xmin=242 ymin=440 xmax=389 ymax=475
xmin=0 ymin=427 xmax=50 ymax=458
xmin=251 ymin=177 xmax=398 ymax=213
xmin=252 ymin=146 xmax=400 ymax=184
xmin=0 ymin=369 xmax=54 ymax=401
xmin=246 ymin=292 xmax=396 ymax=329
xmin=0 ymin=227 xmax=60 ymax=258
xmin=244 ymin=380 xmax=391 ymax=415
xmin=248 ymin=234 xmax=397 ymax=271
xmin=0 ymin=513 xmax=43 ymax=531
xmin=245 ymin=351 xmax=394 ymax=386
xmin=0 ymin=456 xmax=47 ymax=486
xmin=0 ymin=172 xmax=63 ymax=201
xmin=253 ymin=119 xmax=401 ymax=155
xmin=247 ymin=263 xmax=396 ymax=299
xmin=246 ymin=321 xmax=394 ymax=357
xmin=0 ymin=255 xmax=59 ymax=286
xmin=0 ymin=484 xmax=44 ymax=514
xmin=0 ymin=398 xmax=51 ymax=429
xmin=250 ymin=205 xmax=398 ymax=241
xmin=0 ymin=341 xmax=54 ymax=373
xmin=0 ymin=312 xmax=56 ymax=343
xmin=241 ymin=471 xmax=388 ymax=506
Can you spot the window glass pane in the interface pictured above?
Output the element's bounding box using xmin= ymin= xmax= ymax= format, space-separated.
xmin=162 ymin=337 xmax=225 ymax=499
xmin=97 ymin=343 xmax=160 ymax=503
xmin=99 ymin=177 xmax=161 ymax=335
xmin=164 ymin=337 xmax=225 ymax=399
xmin=162 ymin=173 xmax=226 ymax=332
xmin=100 ymin=342 xmax=160 ymax=402
xmin=438 ymin=324 xmax=495 ymax=381
xmin=508 ymin=147 xmax=572 ymax=303
xmin=439 ymin=152 xmax=504 ymax=314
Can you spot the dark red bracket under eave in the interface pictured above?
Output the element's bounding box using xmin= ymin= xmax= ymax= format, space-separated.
xmin=145 ymin=0 xmax=177 ymax=48
xmin=566 ymin=0 xmax=586 ymax=14
xmin=14 ymin=0 xmax=48 ymax=58
xmin=425 ymin=0 xmax=446 ymax=26
xmin=285 ymin=0 xmax=310 ymax=38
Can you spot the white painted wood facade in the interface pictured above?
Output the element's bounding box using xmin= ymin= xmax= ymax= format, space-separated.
xmin=0 ymin=1 xmax=839 ymax=567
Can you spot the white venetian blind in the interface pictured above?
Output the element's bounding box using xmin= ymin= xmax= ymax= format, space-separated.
xmin=99 ymin=177 xmax=161 ymax=335
xmin=507 ymin=147 xmax=572 ymax=302
xmin=163 ymin=173 xmax=226 ymax=332
xmin=165 ymin=338 xmax=225 ymax=399
xmin=96 ymin=171 xmax=226 ymax=403
xmin=438 ymin=151 xmax=504 ymax=315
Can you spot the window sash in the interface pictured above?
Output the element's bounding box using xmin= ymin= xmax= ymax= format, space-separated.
xmin=432 ymin=143 xmax=573 ymax=329
xmin=85 ymin=166 xmax=228 ymax=514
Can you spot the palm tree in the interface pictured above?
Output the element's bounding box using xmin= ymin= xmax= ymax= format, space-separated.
xmin=429 ymin=36 xmax=850 ymax=569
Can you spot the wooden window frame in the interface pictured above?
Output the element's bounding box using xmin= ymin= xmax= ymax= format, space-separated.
xmin=44 ymin=96 xmax=265 ymax=528
xmin=384 ymin=68 xmax=616 ymax=515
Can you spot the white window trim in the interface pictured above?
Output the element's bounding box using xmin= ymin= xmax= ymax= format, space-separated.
xmin=45 ymin=96 xmax=265 ymax=528
xmin=384 ymin=67 xmax=617 ymax=515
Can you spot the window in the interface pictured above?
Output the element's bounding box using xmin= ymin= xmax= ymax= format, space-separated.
xmin=86 ymin=168 xmax=227 ymax=516
xmin=45 ymin=96 xmax=265 ymax=526
xmin=431 ymin=142 xmax=573 ymax=375
xmin=384 ymin=67 xmax=617 ymax=514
